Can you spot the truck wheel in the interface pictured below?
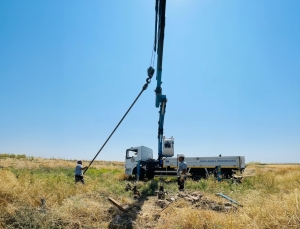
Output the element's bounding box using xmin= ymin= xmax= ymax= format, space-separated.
xmin=146 ymin=169 xmax=155 ymax=179
xmin=192 ymin=174 xmax=202 ymax=181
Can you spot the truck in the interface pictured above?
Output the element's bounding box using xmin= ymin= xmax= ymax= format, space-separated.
xmin=123 ymin=0 xmax=246 ymax=181
xmin=125 ymin=145 xmax=246 ymax=180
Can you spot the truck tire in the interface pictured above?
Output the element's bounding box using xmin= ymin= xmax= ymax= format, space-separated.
xmin=146 ymin=169 xmax=155 ymax=179
xmin=192 ymin=174 xmax=202 ymax=181
xmin=191 ymin=168 xmax=206 ymax=181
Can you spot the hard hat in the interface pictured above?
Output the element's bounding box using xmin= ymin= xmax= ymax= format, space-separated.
xmin=178 ymin=154 xmax=185 ymax=158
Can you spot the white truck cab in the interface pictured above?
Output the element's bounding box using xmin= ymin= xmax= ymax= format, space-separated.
xmin=125 ymin=146 xmax=153 ymax=176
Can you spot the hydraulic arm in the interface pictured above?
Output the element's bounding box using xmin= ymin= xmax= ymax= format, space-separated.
xmin=154 ymin=0 xmax=168 ymax=159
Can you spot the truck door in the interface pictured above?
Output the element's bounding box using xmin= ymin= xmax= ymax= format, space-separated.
xmin=125 ymin=148 xmax=138 ymax=175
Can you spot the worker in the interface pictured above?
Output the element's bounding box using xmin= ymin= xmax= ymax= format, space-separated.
xmin=177 ymin=155 xmax=187 ymax=191
xmin=75 ymin=160 xmax=88 ymax=184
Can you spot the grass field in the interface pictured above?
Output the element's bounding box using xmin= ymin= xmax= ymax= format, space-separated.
xmin=0 ymin=155 xmax=299 ymax=228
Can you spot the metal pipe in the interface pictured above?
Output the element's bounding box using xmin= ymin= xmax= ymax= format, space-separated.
xmin=216 ymin=193 xmax=243 ymax=207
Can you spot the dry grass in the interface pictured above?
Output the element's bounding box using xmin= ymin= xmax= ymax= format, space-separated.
xmin=0 ymin=157 xmax=123 ymax=169
xmin=0 ymin=157 xmax=300 ymax=228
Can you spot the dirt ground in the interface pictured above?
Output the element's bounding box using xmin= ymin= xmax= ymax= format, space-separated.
xmin=107 ymin=189 xmax=238 ymax=229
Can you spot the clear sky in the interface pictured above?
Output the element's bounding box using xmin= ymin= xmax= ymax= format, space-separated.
xmin=1 ymin=0 xmax=299 ymax=163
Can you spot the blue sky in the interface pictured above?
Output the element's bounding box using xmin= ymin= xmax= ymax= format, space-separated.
xmin=1 ymin=0 xmax=299 ymax=163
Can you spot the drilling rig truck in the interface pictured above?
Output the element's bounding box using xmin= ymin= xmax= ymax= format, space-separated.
xmin=123 ymin=0 xmax=246 ymax=181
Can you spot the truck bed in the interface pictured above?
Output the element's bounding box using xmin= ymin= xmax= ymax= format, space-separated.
xmin=163 ymin=156 xmax=244 ymax=169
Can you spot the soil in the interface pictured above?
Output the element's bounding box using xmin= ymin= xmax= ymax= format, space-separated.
xmin=107 ymin=190 xmax=238 ymax=229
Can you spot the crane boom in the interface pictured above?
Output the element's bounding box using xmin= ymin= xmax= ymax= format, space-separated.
xmin=154 ymin=0 xmax=170 ymax=160
xmin=154 ymin=0 xmax=166 ymax=105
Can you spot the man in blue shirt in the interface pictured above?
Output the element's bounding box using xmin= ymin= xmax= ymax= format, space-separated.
xmin=177 ymin=155 xmax=187 ymax=191
xmin=75 ymin=160 xmax=88 ymax=184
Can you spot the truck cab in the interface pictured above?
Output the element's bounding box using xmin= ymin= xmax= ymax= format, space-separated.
xmin=125 ymin=146 xmax=153 ymax=176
